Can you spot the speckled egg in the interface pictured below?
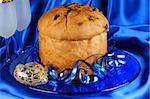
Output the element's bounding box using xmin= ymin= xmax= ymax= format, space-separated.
xmin=13 ymin=62 xmax=48 ymax=86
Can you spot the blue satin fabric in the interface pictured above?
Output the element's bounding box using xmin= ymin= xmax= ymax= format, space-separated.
xmin=0 ymin=0 xmax=149 ymax=98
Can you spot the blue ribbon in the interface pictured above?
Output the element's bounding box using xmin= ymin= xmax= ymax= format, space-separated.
xmin=47 ymin=51 xmax=126 ymax=85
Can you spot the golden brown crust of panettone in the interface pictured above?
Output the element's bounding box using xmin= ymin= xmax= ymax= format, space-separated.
xmin=38 ymin=3 xmax=109 ymax=71
xmin=38 ymin=3 xmax=109 ymax=40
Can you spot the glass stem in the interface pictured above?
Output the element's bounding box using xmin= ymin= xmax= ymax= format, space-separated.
xmin=5 ymin=38 xmax=10 ymax=62
xmin=19 ymin=32 xmax=24 ymax=54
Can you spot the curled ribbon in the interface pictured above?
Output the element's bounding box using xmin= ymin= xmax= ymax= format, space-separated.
xmin=47 ymin=50 xmax=126 ymax=85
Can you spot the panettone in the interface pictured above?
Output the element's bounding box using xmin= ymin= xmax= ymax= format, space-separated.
xmin=38 ymin=3 xmax=109 ymax=71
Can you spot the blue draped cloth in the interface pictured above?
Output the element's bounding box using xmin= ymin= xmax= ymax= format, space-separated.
xmin=0 ymin=0 xmax=149 ymax=98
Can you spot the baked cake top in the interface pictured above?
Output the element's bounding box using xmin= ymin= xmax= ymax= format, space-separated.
xmin=38 ymin=3 xmax=109 ymax=40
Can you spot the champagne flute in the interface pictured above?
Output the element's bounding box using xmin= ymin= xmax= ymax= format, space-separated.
xmin=0 ymin=0 xmax=17 ymax=62
xmin=14 ymin=0 xmax=31 ymax=54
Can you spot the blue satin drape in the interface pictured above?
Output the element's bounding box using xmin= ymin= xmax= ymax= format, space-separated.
xmin=0 ymin=0 xmax=149 ymax=98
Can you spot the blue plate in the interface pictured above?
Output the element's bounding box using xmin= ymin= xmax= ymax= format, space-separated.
xmin=1 ymin=48 xmax=141 ymax=95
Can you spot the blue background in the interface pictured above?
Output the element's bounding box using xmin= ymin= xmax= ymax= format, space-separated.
xmin=0 ymin=0 xmax=149 ymax=98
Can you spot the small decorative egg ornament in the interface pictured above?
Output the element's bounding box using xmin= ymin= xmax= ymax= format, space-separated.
xmin=13 ymin=62 xmax=48 ymax=86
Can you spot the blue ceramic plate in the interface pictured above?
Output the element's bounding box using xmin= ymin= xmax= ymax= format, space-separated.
xmin=1 ymin=48 xmax=141 ymax=95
